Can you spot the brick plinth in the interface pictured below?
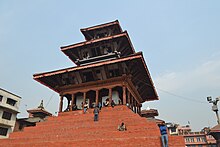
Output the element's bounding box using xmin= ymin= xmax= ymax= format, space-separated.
xmin=0 ymin=106 xmax=184 ymax=147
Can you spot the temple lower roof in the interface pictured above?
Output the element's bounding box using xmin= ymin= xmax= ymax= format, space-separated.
xmin=33 ymin=52 xmax=158 ymax=102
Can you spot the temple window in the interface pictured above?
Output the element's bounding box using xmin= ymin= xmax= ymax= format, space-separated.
xmin=83 ymin=72 xmax=94 ymax=82
xmin=96 ymin=70 xmax=102 ymax=80
xmin=97 ymin=32 xmax=107 ymax=38
xmin=61 ymin=74 xmax=70 ymax=85
xmin=91 ymin=48 xmax=97 ymax=56
xmin=109 ymin=69 xmax=119 ymax=77
xmin=107 ymin=47 xmax=112 ymax=53
xmin=82 ymin=51 xmax=89 ymax=59
xmin=103 ymin=45 xmax=112 ymax=54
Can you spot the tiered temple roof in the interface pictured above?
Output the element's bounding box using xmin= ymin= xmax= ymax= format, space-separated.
xmin=33 ymin=20 xmax=158 ymax=113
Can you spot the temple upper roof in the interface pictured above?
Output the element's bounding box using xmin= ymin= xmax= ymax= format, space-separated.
xmin=80 ymin=20 xmax=122 ymax=41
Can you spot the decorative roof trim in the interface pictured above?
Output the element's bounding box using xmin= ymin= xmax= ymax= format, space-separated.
xmin=80 ymin=20 xmax=122 ymax=32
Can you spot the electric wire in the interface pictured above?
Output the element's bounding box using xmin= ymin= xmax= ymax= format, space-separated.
xmin=134 ymin=78 xmax=206 ymax=104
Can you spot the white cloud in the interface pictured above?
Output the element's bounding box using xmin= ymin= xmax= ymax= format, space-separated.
xmin=144 ymin=56 xmax=220 ymax=131
xmin=155 ymin=58 xmax=220 ymax=94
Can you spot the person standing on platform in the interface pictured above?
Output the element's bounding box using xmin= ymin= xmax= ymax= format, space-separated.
xmin=98 ymin=102 xmax=102 ymax=110
xmin=83 ymin=102 xmax=88 ymax=114
xmin=111 ymin=99 xmax=116 ymax=108
xmin=93 ymin=106 xmax=99 ymax=121
xmin=158 ymin=121 xmax=168 ymax=147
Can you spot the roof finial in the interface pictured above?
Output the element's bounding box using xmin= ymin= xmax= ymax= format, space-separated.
xmin=38 ymin=100 xmax=44 ymax=109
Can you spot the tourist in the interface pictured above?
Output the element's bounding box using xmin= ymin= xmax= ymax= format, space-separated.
xmin=98 ymin=102 xmax=102 ymax=110
xmin=64 ymin=105 xmax=70 ymax=112
xmin=118 ymin=122 xmax=127 ymax=131
xmin=111 ymin=99 xmax=116 ymax=108
xmin=72 ymin=104 xmax=77 ymax=111
xmin=83 ymin=102 xmax=88 ymax=113
xmin=118 ymin=99 xmax=121 ymax=105
xmin=93 ymin=106 xmax=99 ymax=121
xmin=104 ymin=98 xmax=109 ymax=107
xmin=158 ymin=121 xmax=168 ymax=147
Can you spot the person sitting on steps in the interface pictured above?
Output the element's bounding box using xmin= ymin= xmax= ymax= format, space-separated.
xmin=118 ymin=122 xmax=127 ymax=131
xmin=104 ymin=98 xmax=109 ymax=107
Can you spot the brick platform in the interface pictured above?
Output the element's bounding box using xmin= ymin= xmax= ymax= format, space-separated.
xmin=0 ymin=106 xmax=184 ymax=147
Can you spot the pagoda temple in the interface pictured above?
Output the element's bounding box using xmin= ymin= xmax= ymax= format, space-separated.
xmin=33 ymin=20 xmax=158 ymax=113
xmin=0 ymin=20 xmax=185 ymax=147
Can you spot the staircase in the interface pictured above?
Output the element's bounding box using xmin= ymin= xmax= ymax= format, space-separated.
xmin=0 ymin=106 xmax=184 ymax=147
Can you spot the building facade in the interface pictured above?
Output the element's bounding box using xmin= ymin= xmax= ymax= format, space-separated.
xmin=167 ymin=123 xmax=216 ymax=147
xmin=0 ymin=88 xmax=21 ymax=138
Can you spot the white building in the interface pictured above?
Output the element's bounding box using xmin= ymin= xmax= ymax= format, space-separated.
xmin=0 ymin=88 xmax=21 ymax=138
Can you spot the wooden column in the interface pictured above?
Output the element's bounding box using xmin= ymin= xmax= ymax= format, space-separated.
xmin=123 ymin=86 xmax=126 ymax=105
xmin=95 ymin=90 xmax=99 ymax=106
xmin=127 ymin=91 xmax=131 ymax=108
xmin=131 ymin=96 xmax=134 ymax=111
xmin=137 ymin=104 xmax=139 ymax=114
xmin=70 ymin=93 xmax=75 ymax=111
xmin=59 ymin=95 xmax=64 ymax=113
xmin=138 ymin=106 xmax=141 ymax=114
xmin=134 ymin=99 xmax=137 ymax=113
xmin=109 ymin=88 xmax=112 ymax=103
xmin=83 ymin=92 xmax=86 ymax=104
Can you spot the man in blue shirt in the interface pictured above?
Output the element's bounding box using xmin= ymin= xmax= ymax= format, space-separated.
xmin=158 ymin=121 xmax=168 ymax=147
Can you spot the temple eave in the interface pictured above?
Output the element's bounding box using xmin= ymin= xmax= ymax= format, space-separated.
xmin=60 ymin=32 xmax=131 ymax=51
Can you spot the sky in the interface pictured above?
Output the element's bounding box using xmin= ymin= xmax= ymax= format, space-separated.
xmin=1 ymin=0 xmax=220 ymax=131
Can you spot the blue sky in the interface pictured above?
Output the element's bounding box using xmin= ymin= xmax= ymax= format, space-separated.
xmin=1 ymin=0 xmax=220 ymax=131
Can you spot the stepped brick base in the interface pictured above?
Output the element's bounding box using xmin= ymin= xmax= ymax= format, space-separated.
xmin=0 ymin=106 xmax=184 ymax=147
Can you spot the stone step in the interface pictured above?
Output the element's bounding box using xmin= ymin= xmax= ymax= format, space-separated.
xmin=1 ymin=105 xmax=184 ymax=147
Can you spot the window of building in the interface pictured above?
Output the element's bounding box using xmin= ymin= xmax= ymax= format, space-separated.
xmin=201 ymin=137 xmax=206 ymax=142
xmin=0 ymin=127 xmax=8 ymax=136
xmin=6 ymin=98 xmax=16 ymax=106
xmin=197 ymin=137 xmax=201 ymax=142
xmin=185 ymin=137 xmax=190 ymax=142
xmin=0 ymin=95 xmax=3 ymax=102
xmin=190 ymin=137 xmax=194 ymax=142
xmin=170 ymin=127 xmax=176 ymax=133
xmin=109 ymin=69 xmax=119 ymax=77
xmin=2 ymin=111 xmax=12 ymax=120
